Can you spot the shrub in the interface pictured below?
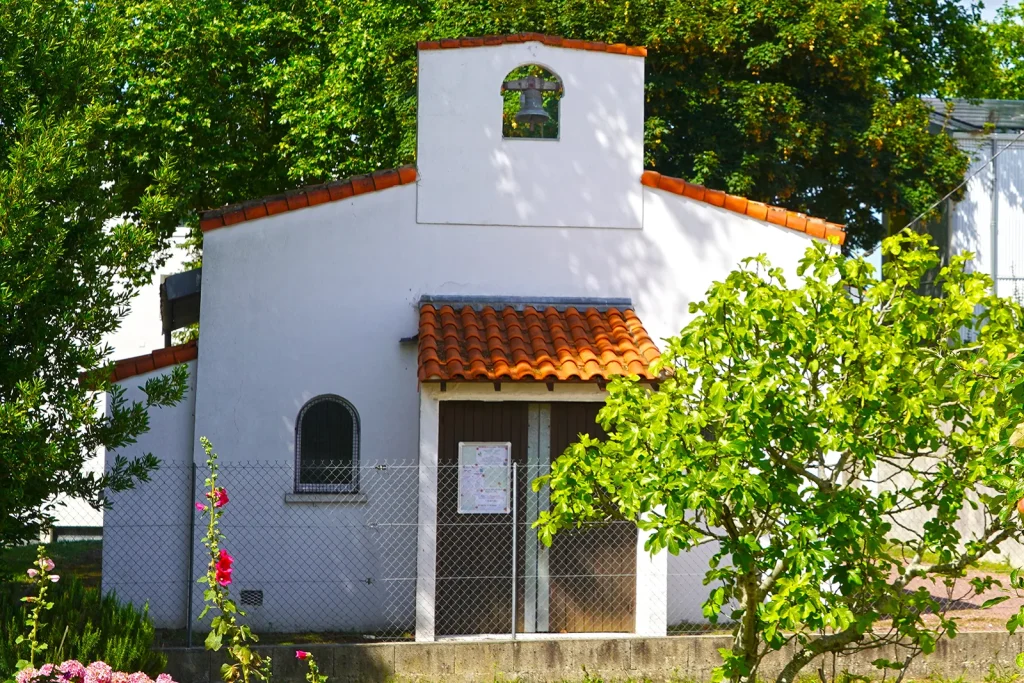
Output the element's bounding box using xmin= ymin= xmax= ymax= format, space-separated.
xmin=0 ymin=574 xmax=166 ymax=677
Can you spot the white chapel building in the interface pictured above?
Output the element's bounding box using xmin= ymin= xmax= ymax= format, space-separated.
xmin=101 ymin=33 xmax=845 ymax=640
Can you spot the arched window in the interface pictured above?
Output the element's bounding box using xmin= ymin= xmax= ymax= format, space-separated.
xmin=295 ymin=395 xmax=359 ymax=493
xmin=501 ymin=65 xmax=563 ymax=139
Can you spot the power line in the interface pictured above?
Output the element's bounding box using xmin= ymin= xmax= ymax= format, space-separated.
xmin=859 ymin=126 xmax=1024 ymax=259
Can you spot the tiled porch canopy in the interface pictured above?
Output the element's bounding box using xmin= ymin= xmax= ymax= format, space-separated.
xmin=417 ymin=300 xmax=661 ymax=382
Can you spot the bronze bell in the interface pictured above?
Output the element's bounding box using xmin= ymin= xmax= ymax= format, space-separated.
xmin=516 ymin=87 xmax=549 ymax=126
xmin=503 ymin=74 xmax=561 ymax=127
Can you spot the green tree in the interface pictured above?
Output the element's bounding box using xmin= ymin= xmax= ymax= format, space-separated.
xmin=536 ymin=231 xmax=1024 ymax=683
xmin=0 ymin=0 xmax=187 ymax=551
xmin=982 ymin=4 xmax=1024 ymax=98
xmin=100 ymin=0 xmax=993 ymax=251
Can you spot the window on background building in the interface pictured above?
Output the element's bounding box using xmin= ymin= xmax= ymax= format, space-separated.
xmin=295 ymin=395 xmax=359 ymax=493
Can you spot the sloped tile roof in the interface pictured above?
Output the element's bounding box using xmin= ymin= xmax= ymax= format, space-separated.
xmin=417 ymin=304 xmax=660 ymax=382
xmin=199 ymin=166 xmax=417 ymax=233
xmin=418 ymin=33 xmax=646 ymax=57
xmin=110 ymin=341 xmax=198 ymax=382
xmin=641 ymin=171 xmax=847 ymax=245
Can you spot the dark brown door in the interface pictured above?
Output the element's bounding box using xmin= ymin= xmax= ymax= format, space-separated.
xmin=547 ymin=402 xmax=637 ymax=633
xmin=436 ymin=401 xmax=527 ymax=636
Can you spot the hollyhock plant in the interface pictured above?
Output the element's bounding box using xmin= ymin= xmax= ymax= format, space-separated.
xmin=16 ymin=548 xmax=57 ymax=669
xmin=195 ymin=437 xmax=272 ymax=683
xmin=195 ymin=438 xmax=325 ymax=683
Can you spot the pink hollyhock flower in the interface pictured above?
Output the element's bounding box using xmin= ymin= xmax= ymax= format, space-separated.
xmin=85 ymin=661 xmax=113 ymax=683
xmin=42 ymin=559 xmax=55 ymax=571
xmin=49 ymin=575 xmax=60 ymax=582
xmin=58 ymin=659 xmax=87 ymax=683
xmin=27 ymin=568 xmax=38 ymax=578
xmin=295 ymin=651 xmax=311 ymax=660
xmin=213 ymin=488 xmax=229 ymax=508
xmin=195 ymin=502 xmax=206 ymax=512
xmin=215 ymin=549 xmax=233 ymax=586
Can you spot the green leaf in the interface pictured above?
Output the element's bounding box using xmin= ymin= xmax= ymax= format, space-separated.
xmin=205 ymin=629 xmax=223 ymax=651
xmin=982 ymin=596 xmax=1011 ymax=609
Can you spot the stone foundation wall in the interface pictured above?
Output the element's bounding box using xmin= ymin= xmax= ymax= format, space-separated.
xmin=159 ymin=632 xmax=1024 ymax=683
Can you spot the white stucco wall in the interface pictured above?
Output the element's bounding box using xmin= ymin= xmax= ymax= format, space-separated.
xmin=194 ymin=184 xmax=814 ymax=468
xmin=177 ymin=181 xmax=819 ymax=633
xmin=416 ymin=43 xmax=644 ymax=229
xmin=103 ymin=360 xmax=197 ymax=627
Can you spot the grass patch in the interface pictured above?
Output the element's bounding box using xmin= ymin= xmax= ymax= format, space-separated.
xmin=0 ymin=540 xmax=102 ymax=589
xmin=885 ymin=544 xmax=1013 ymax=575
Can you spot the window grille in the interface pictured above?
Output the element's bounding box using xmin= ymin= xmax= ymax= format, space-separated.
xmin=295 ymin=395 xmax=360 ymax=493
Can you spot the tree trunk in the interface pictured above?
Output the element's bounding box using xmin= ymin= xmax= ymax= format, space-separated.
xmin=732 ymin=577 xmax=762 ymax=683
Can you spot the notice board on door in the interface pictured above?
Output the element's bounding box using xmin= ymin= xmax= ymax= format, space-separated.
xmin=457 ymin=441 xmax=512 ymax=514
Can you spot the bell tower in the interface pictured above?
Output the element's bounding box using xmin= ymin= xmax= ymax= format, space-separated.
xmin=415 ymin=35 xmax=646 ymax=229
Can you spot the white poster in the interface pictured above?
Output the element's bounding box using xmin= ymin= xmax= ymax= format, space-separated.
xmin=458 ymin=442 xmax=512 ymax=514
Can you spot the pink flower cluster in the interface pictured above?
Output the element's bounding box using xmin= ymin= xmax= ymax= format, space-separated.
xmin=196 ymin=487 xmax=228 ymax=512
xmin=215 ymin=549 xmax=233 ymax=586
xmin=16 ymin=661 xmax=176 ymax=683
xmin=26 ymin=557 xmax=59 ymax=583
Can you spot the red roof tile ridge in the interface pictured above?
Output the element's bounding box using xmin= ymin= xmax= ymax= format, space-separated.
xmin=199 ymin=166 xmax=418 ymax=233
xmin=109 ymin=340 xmax=198 ymax=383
xmin=417 ymin=34 xmax=646 ymax=58
xmin=640 ymin=170 xmax=847 ymax=246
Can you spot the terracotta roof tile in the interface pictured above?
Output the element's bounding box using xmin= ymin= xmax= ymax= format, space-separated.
xmin=200 ymin=163 xmax=844 ymax=246
xmin=417 ymin=34 xmax=646 ymax=58
xmin=199 ymin=166 xmax=417 ymax=233
xmin=418 ymin=304 xmax=660 ymax=382
xmin=641 ymin=170 xmax=846 ymax=245
xmin=109 ymin=341 xmax=198 ymax=383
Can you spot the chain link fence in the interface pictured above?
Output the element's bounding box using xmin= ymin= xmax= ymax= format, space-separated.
xmin=94 ymin=459 xmax=717 ymax=642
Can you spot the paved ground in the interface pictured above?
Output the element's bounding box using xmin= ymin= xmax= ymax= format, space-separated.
xmin=904 ymin=569 xmax=1024 ymax=631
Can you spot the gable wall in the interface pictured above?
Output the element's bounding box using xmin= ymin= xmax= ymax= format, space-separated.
xmin=416 ymin=43 xmax=645 ymax=229
xmin=193 ymin=184 xmax=818 ymax=470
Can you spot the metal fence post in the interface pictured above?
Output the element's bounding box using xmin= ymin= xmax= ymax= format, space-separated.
xmin=511 ymin=462 xmax=518 ymax=641
xmin=186 ymin=461 xmax=196 ymax=648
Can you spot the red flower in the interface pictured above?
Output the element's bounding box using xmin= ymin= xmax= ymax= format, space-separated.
xmin=295 ymin=651 xmax=311 ymax=660
xmin=206 ymin=488 xmax=229 ymax=508
xmin=215 ymin=549 xmax=233 ymax=586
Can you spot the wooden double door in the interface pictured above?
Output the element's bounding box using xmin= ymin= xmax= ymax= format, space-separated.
xmin=434 ymin=401 xmax=637 ymax=636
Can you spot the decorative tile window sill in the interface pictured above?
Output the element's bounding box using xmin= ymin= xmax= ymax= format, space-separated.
xmin=283 ymin=493 xmax=368 ymax=505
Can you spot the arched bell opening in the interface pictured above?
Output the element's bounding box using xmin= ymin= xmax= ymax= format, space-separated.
xmin=501 ymin=64 xmax=563 ymax=139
